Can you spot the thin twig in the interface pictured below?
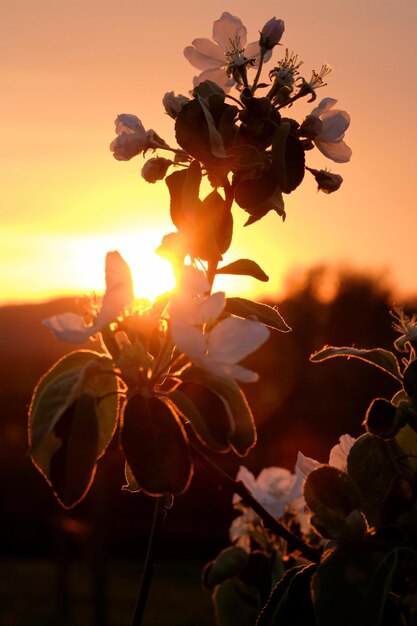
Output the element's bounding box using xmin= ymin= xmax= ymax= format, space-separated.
xmin=131 ymin=496 xmax=169 ymax=626
xmin=192 ymin=444 xmax=321 ymax=563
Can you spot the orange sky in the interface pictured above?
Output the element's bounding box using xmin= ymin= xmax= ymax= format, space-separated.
xmin=2 ymin=0 xmax=417 ymax=304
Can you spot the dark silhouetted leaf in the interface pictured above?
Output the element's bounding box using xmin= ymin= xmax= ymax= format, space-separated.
xmin=365 ymin=398 xmax=407 ymax=439
xmin=121 ymin=392 xmax=192 ymax=496
xmin=182 ymin=367 xmax=256 ymax=456
xmin=271 ymin=124 xmax=305 ymax=193
xmin=214 ymin=578 xmax=260 ymax=626
xmin=203 ymin=547 xmax=249 ymax=590
xmin=310 ymin=346 xmax=402 ymax=381
xmin=347 ymin=434 xmax=402 ymax=526
xmin=312 ymin=547 xmax=397 ymax=626
xmin=217 ymin=259 xmax=269 ymax=282
xmin=304 ymin=466 xmax=361 ymax=539
xmin=225 ymin=298 xmax=291 ymax=332
xmin=49 ymin=392 xmax=99 ymax=508
xmin=176 ymin=380 xmax=233 ymax=451
xmin=257 ymin=563 xmax=316 ymax=626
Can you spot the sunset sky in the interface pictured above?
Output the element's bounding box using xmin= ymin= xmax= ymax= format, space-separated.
xmin=3 ymin=0 xmax=416 ymax=304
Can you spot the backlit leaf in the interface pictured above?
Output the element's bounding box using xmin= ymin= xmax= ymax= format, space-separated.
xmin=310 ymin=346 xmax=402 ymax=381
xmin=225 ymin=298 xmax=290 ymax=332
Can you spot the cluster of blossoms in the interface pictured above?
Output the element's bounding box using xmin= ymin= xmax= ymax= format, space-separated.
xmin=110 ymin=10 xmax=351 ymax=221
xmin=230 ymin=435 xmax=355 ymax=549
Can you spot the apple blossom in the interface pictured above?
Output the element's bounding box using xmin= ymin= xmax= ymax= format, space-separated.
xmin=184 ymin=12 xmax=274 ymax=91
xmin=307 ymin=97 xmax=352 ymax=163
xmin=43 ymin=251 xmax=134 ymax=343
xmin=169 ymin=266 xmax=269 ymax=382
xmin=110 ymin=114 xmax=169 ymax=161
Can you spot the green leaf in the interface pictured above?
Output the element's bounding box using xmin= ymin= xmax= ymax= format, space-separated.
xmin=28 ymin=351 xmax=120 ymax=507
xmin=29 ymin=351 xmax=119 ymax=455
xmin=214 ymin=578 xmax=260 ymax=626
xmin=310 ymin=346 xmax=402 ymax=381
xmin=225 ymin=297 xmax=291 ymax=332
xmin=347 ymin=434 xmax=403 ymax=526
xmin=123 ymin=462 xmax=141 ymax=493
xmin=304 ymin=466 xmax=362 ymax=539
xmin=234 ymin=168 xmax=279 ymax=211
xmin=201 ymin=188 xmax=233 ymax=256
xmin=175 ymin=98 xmax=213 ymax=163
xmin=48 ymin=392 xmax=99 ymax=508
xmin=203 ymin=547 xmax=249 ymax=590
xmin=312 ymin=547 xmax=398 ymax=626
xmin=217 ymin=259 xmax=269 ymax=282
xmin=181 ymin=367 xmax=257 ymax=456
xmin=256 ymin=564 xmax=316 ymax=626
xmin=121 ymin=392 xmax=192 ymax=496
xmin=174 ymin=380 xmax=233 ymax=452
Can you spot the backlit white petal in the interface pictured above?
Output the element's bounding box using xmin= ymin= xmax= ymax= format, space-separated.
xmin=208 ymin=317 xmax=269 ymax=363
xmin=193 ymin=67 xmax=235 ymax=91
xmin=212 ymin=12 xmax=247 ymax=50
xmin=319 ymin=110 xmax=350 ymax=142
xmin=195 ymin=291 xmax=226 ymax=325
xmin=184 ymin=38 xmax=225 ymax=70
xmin=314 ymin=138 xmax=352 ymax=163
xmin=95 ymin=251 xmax=134 ymax=328
xmin=171 ymin=321 xmax=206 ymax=361
xmin=310 ymin=97 xmax=337 ymax=118
xmin=43 ymin=313 xmax=95 ymax=344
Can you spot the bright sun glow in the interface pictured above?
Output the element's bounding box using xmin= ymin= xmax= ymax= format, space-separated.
xmin=75 ymin=230 xmax=176 ymax=302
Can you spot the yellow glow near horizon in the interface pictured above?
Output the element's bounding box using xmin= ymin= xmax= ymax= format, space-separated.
xmin=76 ymin=231 xmax=177 ymax=302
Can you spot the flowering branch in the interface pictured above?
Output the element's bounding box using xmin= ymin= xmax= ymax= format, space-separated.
xmin=191 ymin=443 xmax=321 ymax=563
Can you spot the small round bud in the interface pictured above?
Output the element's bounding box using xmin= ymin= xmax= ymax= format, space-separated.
xmin=259 ymin=17 xmax=285 ymax=51
xmin=141 ymin=157 xmax=172 ymax=183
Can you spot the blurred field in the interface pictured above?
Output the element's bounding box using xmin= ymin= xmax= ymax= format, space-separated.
xmin=0 ymin=557 xmax=215 ymax=626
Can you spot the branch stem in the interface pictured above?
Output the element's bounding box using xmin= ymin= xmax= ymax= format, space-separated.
xmin=131 ymin=496 xmax=168 ymax=626
xmin=192 ymin=444 xmax=320 ymax=563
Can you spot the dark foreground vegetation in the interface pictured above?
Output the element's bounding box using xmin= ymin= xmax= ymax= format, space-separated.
xmin=0 ymin=266 xmax=414 ymax=625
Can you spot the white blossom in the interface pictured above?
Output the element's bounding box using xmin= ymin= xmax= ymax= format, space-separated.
xmin=169 ymin=266 xmax=269 ymax=382
xmin=43 ymin=251 xmax=134 ymax=343
xmin=184 ymin=12 xmax=272 ymax=91
xmin=307 ymin=97 xmax=352 ymax=163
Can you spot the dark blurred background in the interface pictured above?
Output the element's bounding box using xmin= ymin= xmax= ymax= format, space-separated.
xmin=0 ymin=265 xmax=414 ymax=625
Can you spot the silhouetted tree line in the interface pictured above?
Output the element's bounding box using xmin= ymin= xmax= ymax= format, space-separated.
xmin=0 ymin=266 xmax=414 ymax=559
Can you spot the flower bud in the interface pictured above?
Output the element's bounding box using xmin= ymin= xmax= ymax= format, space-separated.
xmin=259 ymin=17 xmax=285 ymax=50
xmin=141 ymin=157 xmax=172 ymax=183
xmin=299 ymin=115 xmax=323 ymax=140
xmin=114 ymin=114 xmax=145 ymax=136
xmin=307 ymin=168 xmax=343 ymax=194
xmin=110 ymin=133 xmax=149 ymax=161
xmin=162 ymin=91 xmax=190 ymax=118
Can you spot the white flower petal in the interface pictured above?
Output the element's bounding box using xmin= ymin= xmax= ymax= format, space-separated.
xmin=184 ymin=38 xmax=225 ymax=70
xmin=114 ymin=114 xmax=145 ymax=136
xmin=95 ymin=251 xmax=134 ymax=328
xmin=207 ymin=317 xmax=269 ymax=363
xmin=195 ymin=291 xmax=226 ymax=325
xmin=212 ymin=12 xmax=247 ymax=50
xmin=200 ymin=358 xmax=259 ymax=382
xmin=314 ymin=138 xmax=352 ymax=163
xmin=244 ymin=40 xmax=272 ymax=67
xmin=310 ymin=97 xmax=337 ymax=118
xmin=171 ymin=321 xmax=206 ymax=362
xmin=193 ymin=67 xmax=234 ymax=91
xmin=319 ymin=110 xmax=350 ymax=142
xmin=328 ymin=434 xmax=355 ymax=471
xmin=43 ymin=312 xmax=96 ymax=344
xmin=294 ymin=451 xmax=321 ymax=480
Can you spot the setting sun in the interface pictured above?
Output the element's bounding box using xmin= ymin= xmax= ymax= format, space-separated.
xmin=78 ymin=231 xmax=177 ymax=302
